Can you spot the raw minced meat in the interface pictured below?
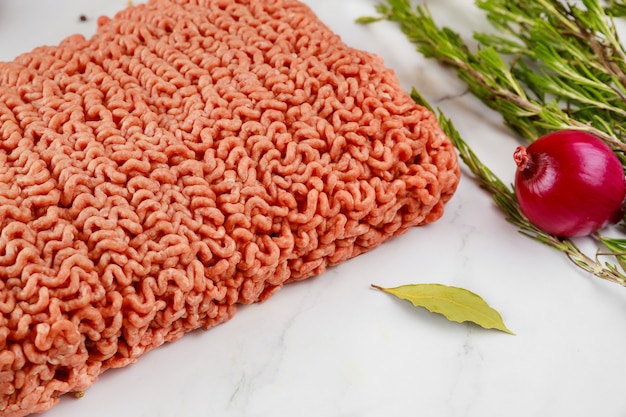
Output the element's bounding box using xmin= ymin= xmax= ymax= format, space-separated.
xmin=0 ymin=0 xmax=460 ymax=415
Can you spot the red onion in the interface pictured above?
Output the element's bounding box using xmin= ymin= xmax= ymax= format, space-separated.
xmin=513 ymin=130 xmax=626 ymax=237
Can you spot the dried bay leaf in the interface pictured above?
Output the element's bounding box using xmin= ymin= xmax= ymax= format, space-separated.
xmin=372 ymin=283 xmax=514 ymax=335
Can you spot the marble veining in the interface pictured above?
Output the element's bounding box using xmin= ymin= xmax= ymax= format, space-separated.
xmin=2 ymin=1 xmax=626 ymax=416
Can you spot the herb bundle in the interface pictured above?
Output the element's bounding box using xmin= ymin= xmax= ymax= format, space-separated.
xmin=358 ymin=0 xmax=626 ymax=286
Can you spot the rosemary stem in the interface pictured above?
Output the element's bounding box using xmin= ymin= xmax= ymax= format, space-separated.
xmin=359 ymin=0 xmax=626 ymax=287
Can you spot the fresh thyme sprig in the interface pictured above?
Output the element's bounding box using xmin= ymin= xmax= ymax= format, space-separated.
xmin=358 ymin=0 xmax=626 ymax=286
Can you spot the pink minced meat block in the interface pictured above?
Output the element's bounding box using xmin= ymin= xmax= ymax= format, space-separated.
xmin=0 ymin=0 xmax=460 ymax=415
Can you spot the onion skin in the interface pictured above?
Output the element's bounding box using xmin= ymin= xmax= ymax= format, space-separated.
xmin=513 ymin=130 xmax=626 ymax=238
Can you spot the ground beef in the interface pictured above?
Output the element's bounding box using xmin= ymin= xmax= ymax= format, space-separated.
xmin=0 ymin=0 xmax=460 ymax=415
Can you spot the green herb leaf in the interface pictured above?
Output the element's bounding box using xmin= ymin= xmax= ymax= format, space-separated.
xmin=372 ymin=283 xmax=514 ymax=334
xmin=354 ymin=16 xmax=385 ymax=24
xmin=359 ymin=0 xmax=626 ymax=287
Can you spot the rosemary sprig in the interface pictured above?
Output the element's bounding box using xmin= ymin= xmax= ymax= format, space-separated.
xmin=411 ymin=88 xmax=626 ymax=286
xmin=358 ymin=0 xmax=626 ymax=150
xmin=358 ymin=0 xmax=626 ymax=286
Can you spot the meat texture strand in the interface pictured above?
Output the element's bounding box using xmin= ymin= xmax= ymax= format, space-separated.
xmin=0 ymin=0 xmax=460 ymax=415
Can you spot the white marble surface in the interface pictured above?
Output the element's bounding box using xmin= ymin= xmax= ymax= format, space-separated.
xmin=3 ymin=1 xmax=626 ymax=416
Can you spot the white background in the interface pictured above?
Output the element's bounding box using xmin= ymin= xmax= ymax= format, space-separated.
xmin=2 ymin=1 xmax=626 ymax=416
